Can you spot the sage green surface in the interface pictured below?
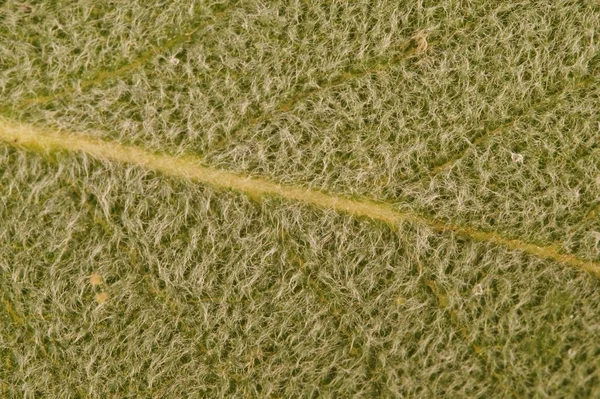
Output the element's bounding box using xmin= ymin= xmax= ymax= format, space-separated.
xmin=1 ymin=0 xmax=600 ymax=397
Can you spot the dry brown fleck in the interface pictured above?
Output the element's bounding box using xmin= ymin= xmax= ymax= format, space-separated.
xmin=95 ymin=292 xmax=109 ymax=304
xmin=89 ymin=272 xmax=103 ymax=286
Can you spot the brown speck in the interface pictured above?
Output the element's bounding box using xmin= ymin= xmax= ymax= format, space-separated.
xmin=95 ymin=292 xmax=108 ymax=304
xmin=278 ymin=102 xmax=292 ymax=112
xmin=19 ymin=4 xmax=33 ymax=14
xmin=89 ymin=272 xmax=103 ymax=286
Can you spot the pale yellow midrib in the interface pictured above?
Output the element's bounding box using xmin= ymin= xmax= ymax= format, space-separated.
xmin=1 ymin=119 xmax=599 ymax=278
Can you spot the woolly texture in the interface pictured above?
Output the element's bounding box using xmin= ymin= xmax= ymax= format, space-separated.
xmin=1 ymin=0 xmax=600 ymax=397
